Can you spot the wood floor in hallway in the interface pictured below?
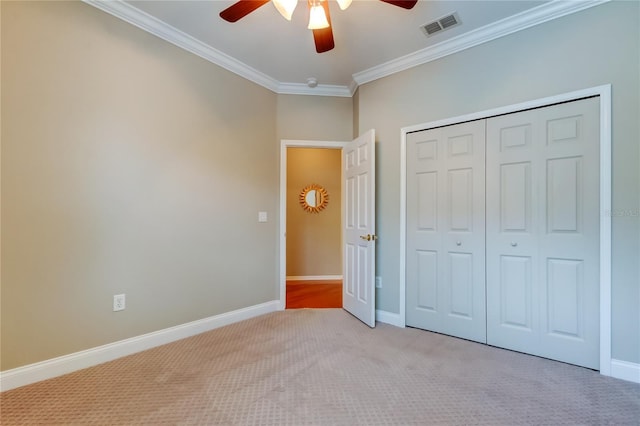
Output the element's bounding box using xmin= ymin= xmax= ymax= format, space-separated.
xmin=285 ymin=279 xmax=342 ymax=309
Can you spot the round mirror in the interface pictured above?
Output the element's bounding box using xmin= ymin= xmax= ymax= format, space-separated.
xmin=299 ymin=184 xmax=329 ymax=213
xmin=305 ymin=190 xmax=318 ymax=207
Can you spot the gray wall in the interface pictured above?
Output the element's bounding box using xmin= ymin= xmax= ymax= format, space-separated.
xmin=277 ymin=94 xmax=353 ymax=141
xmin=1 ymin=1 xmax=278 ymax=370
xmin=357 ymin=1 xmax=640 ymax=364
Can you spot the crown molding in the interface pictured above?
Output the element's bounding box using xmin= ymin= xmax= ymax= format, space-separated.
xmin=352 ymin=0 xmax=609 ymax=86
xmin=348 ymin=79 xmax=359 ymax=97
xmin=83 ymin=0 xmax=280 ymax=92
xmin=277 ymin=82 xmax=353 ymax=97
xmin=84 ymin=0 xmax=608 ymax=97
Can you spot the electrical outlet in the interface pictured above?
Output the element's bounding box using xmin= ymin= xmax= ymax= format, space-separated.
xmin=375 ymin=276 xmax=382 ymax=289
xmin=113 ymin=294 xmax=126 ymax=312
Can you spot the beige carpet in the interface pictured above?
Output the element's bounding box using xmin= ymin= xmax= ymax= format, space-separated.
xmin=1 ymin=309 xmax=639 ymax=425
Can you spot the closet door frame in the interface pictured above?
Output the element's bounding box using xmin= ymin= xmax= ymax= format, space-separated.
xmin=399 ymin=84 xmax=612 ymax=376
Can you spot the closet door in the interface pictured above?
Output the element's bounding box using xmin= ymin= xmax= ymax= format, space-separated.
xmin=406 ymin=121 xmax=486 ymax=343
xmin=486 ymin=97 xmax=600 ymax=369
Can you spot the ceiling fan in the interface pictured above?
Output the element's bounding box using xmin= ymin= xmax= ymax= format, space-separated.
xmin=219 ymin=0 xmax=418 ymax=53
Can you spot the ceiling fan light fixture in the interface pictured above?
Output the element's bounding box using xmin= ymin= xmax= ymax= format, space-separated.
xmin=272 ymin=0 xmax=297 ymax=21
xmin=219 ymin=0 xmax=417 ymax=54
xmin=336 ymin=0 xmax=352 ymax=10
xmin=308 ymin=1 xmax=330 ymax=29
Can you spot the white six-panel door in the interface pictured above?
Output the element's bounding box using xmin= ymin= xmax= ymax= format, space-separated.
xmin=486 ymin=97 xmax=600 ymax=368
xmin=406 ymin=121 xmax=486 ymax=343
xmin=343 ymin=129 xmax=376 ymax=328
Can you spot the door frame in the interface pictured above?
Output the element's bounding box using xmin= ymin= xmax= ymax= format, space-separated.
xmin=399 ymin=84 xmax=612 ymax=375
xmin=278 ymin=139 xmax=348 ymax=310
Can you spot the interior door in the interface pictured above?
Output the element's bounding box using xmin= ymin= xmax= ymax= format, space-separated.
xmin=486 ymin=97 xmax=600 ymax=369
xmin=405 ymin=121 xmax=486 ymax=343
xmin=343 ymin=129 xmax=376 ymax=327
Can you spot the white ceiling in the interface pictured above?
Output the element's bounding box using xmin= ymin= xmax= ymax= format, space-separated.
xmin=86 ymin=0 xmax=605 ymax=96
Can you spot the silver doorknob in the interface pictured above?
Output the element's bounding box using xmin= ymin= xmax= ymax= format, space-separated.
xmin=456 ymin=241 xmax=462 ymax=246
xmin=511 ymin=242 xmax=518 ymax=247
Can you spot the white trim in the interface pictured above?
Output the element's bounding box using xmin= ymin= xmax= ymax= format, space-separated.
xmin=277 ymin=82 xmax=353 ymax=98
xmin=399 ymin=121 xmax=408 ymax=328
xmin=598 ymin=88 xmax=613 ymax=376
xmin=376 ymin=310 xmax=405 ymax=328
xmin=400 ymin=84 xmax=612 ymax=376
xmin=83 ymin=0 xmax=607 ymax=97
xmin=348 ymin=80 xmax=360 ymax=97
xmin=0 ymin=300 xmax=279 ymax=392
xmin=353 ymin=0 xmax=608 ymax=85
xmin=610 ymin=359 xmax=640 ymax=384
xmin=286 ymin=275 xmax=343 ymax=281
xmin=279 ymin=140 xmax=348 ymax=311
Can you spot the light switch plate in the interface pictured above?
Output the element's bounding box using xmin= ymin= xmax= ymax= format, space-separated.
xmin=113 ymin=294 xmax=125 ymax=311
xmin=258 ymin=211 xmax=268 ymax=222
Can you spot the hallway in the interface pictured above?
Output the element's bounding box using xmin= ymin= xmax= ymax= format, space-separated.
xmin=285 ymin=279 xmax=342 ymax=309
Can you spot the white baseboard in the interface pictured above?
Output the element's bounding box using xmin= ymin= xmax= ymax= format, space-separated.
xmin=610 ymin=359 xmax=640 ymax=384
xmin=3 ymin=301 xmax=634 ymax=391
xmin=0 ymin=300 xmax=279 ymax=392
xmin=286 ymin=275 xmax=343 ymax=281
xmin=376 ymin=310 xmax=405 ymax=327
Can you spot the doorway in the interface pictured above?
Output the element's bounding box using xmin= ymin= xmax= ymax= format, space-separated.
xmin=279 ymin=131 xmax=377 ymax=327
xmin=285 ymin=147 xmax=342 ymax=309
xmin=279 ymin=140 xmax=346 ymax=311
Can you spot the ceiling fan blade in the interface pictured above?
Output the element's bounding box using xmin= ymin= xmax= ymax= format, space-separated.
xmin=379 ymin=0 xmax=418 ymax=9
xmin=219 ymin=0 xmax=270 ymax=23
xmin=312 ymin=0 xmax=335 ymax=53
xmin=313 ymin=27 xmax=335 ymax=53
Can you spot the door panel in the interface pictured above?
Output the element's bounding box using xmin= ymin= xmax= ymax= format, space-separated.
xmin=487 ymin=97 xmax=600 ymax=369
xmin=448 ymin=252 xmax=473 ymax=318
xmin=538 ymin=99 xmax=600 ymax=368
xmin=448 ymin=168 xmax=473 ymax=231
xmin=500 ymin=162 xmax=531 ymax=232
xmin=487 ymin=108 xmax=540 ymax=353
xmin=343 ymin=130 xmax=376 ymax=327
xmin=499 ymin=255 xmax=532 ymax=330
xmin=357 ymin=173 xmax=369 ymax=228
xmin=345 ymin=244 xmax=355 ymax=297
xmin=546 ymin=258 xmax=583 ymax=338
xmin=547 ymin=157 xmax=581 ymax=233
xmin=357 ymin=245 xmax=368 ymax=303
xmin=406 ymin=120 xmax=486 ymax=343
xmin=417 ymin=172 xmax=437 ymax=230
xmin=416 ymin=250 xmax=438 ymax=311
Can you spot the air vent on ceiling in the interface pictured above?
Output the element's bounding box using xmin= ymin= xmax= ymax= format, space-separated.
xmin=421 ymin=12 xmax=461 ymax=37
